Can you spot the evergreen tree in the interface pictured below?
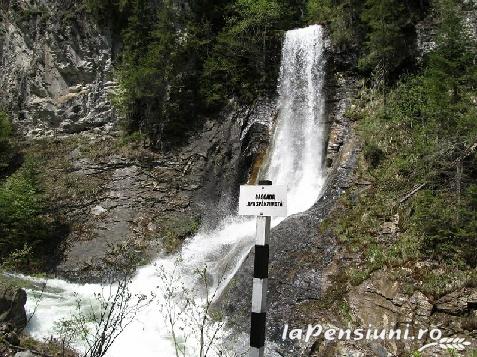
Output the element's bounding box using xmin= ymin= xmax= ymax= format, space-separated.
xmin=359 ymin=0 xmax=416 ymax=83
xmin=426 ymin=0 xmax=476 ymax=103
xmin=202 ymin=0 xmax=285 ymax=105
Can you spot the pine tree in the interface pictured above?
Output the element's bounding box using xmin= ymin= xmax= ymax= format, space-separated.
xmin=359 ymin=0 xmax=415 ymax=84
xmin=426 ymin=0 xmax=476 ymax=103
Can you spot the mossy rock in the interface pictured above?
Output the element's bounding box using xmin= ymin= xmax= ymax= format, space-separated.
xmin=157 ymin=214 xmax=201 ymax=253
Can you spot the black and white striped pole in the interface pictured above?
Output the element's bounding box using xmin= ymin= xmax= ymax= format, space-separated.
xmin=250 ymin=180 xmax=272 ymax=357
xmin=238 ymin=180 xmax=287 ymax=357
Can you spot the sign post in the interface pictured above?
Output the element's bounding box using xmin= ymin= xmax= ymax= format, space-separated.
xmin=239 ymin=180 xmax=287 ymax=357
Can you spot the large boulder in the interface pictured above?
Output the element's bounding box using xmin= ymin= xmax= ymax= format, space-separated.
xmin=0 ymin=280 xmax=27 ymax=330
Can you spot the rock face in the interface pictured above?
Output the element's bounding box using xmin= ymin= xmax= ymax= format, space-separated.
xmin=0 ymin=0 xmax=116 ymax=136
xmin=45 ymin=99 xmax=274 ymax=282
xmin=0 ymin=282 xmax=27 ymax=330
xmin=345 ymin=270 xmax=477 ymax=357
xmin=196 ymin=100 xmax=275 ymax=225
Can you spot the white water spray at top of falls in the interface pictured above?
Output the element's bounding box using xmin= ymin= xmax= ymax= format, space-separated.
xmin=21 ymin=24 xmax=327 ymax=357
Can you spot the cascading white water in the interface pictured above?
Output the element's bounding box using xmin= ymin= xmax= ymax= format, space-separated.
xmin=21 ymin=24 xmax=327 ymax=357
xmin=265 ymin=25 xmax=326 ymax=207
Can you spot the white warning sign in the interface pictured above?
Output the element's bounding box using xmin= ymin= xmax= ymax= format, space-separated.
xmin=238 ymin=185 xmax=287 ymax=217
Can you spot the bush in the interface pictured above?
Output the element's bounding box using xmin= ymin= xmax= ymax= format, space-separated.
xmin=364 ymin=143 xmax=384 ymax=169
xmin=0 ymin=159 xmax=67 ymax=271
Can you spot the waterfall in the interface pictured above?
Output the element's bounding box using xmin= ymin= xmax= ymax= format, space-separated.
xmin=22 ymin=24 xmax=327 ymax=357
xmin=264 ymin=25 xmax=326 ymax=206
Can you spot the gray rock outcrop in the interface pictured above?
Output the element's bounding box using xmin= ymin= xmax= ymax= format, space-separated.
xmin=0 ymin=0 xmax=116 ymax=137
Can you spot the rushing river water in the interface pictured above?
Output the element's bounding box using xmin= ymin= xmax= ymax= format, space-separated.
xmin=21 ymin=24 xmax=327 ymax=356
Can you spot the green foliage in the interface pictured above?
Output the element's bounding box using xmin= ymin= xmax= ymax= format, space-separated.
xmin=118 ymin=1 xmax=193 ymax=146
xmin=159 ymin=215 xmax=201 ymax=253
xmin=425 ymin=0 xmax=477 ymax=103
xmin=306 ymin=0 xmax=364 ymax=48
xmin=358 ymin=0 xmax=419 ymax=82
xmin=418 ymin=268 xmax=476 ymax=298
xmin=202 ymin=0 xmax=286 ymax=106
xmin=109 ymin=0 xmax=225 ymax=147
xmin=89 ymin=0 xmax=304 ymax=147
xmin=364 ymin=143 xmax=384 ymax=168
xmin=0 ymin=158 xmax=66 ymax=271
xmin=0 ymin=111 xmax=11 ymax=138
xmin=0 ymin=244 xmax=34 ymax=271
xmin=414 ymin=187 xmax=477 ymax=266
xmin=328 ymin=0 xmax=477 ymax=296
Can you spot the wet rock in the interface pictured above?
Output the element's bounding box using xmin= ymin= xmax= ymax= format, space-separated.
xmin=194 ymin=100 xmax=276 ymax=225
xmin=238 ymin=102 xmax=276 ymax=185
xmin=0 ymin=283 xmax=27 ymax=330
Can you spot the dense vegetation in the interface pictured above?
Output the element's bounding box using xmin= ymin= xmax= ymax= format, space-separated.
xmin=323 ymin=0 xmax=477 ymax=298
xmin=85 ymin=0 xmax=305 ymax=147
xmin=0 ymin=113 xmax=65 ymax=272
xmin=307 ymin=0 xmax=428 ymax=81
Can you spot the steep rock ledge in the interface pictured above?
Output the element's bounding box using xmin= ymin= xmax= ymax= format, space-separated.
xmin=0 ymin=277 xmax=27 ymax=353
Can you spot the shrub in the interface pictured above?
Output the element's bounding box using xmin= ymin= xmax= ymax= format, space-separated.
xmin=0 ymin=159 xmax=67 ymax=271
xmin=364 ymin=143 xmax=384 ymax=169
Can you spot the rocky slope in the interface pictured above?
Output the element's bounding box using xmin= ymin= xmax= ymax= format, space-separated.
xmin=36 ymin=101 xmax=275 ymax=282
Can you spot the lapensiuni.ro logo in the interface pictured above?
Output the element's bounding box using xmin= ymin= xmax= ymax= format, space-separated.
xmin=282 ymin=324 xmax=472 ymax=353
